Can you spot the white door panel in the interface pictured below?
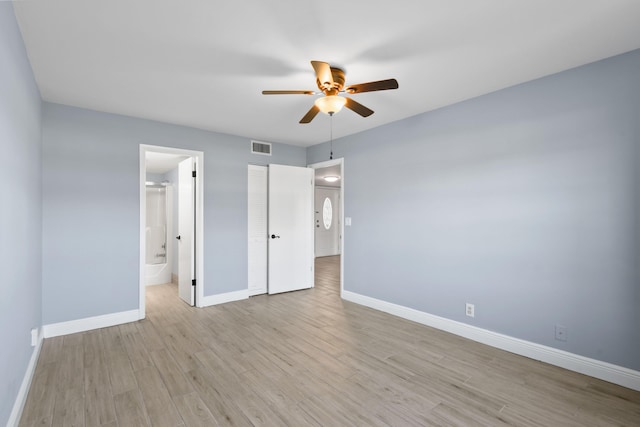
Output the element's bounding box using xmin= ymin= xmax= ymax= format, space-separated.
xmin=268 ymin=164 xmax=314 ymax=294
xmin=178 ymin=158 xmax=194 ymax=305
xmin=248 ymin=165 xmax=268 ymax=296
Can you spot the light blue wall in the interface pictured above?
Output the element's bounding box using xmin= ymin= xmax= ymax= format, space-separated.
xmin=0 ymin=3 xmax=42 ymax=425
xmin=308 ymin=49 xmax=640 ymax=371
xmin=42 ymin=103 xmax=306 ymax=324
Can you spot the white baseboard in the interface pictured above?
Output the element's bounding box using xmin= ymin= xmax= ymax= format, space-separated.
xmin=7 ymin=329 xmax=43 ymax=427
xmin=199 ymin=289 xmax=248 ymax=308
xmin=43 ymin=309 xmax=140 ymax=338
xmin=342 ymin=290 xmax=640 ymax=392
xmin=248 ymin=288 xmax=266 ymax=297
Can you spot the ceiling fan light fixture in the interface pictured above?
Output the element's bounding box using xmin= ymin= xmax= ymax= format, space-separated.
xmin=324 ymin=175 xmax=340 ymax=182
xmin=315 ymin=95 xmax=346 ymax=115
xmin=263 ymin=60 xmax=398 ymax=123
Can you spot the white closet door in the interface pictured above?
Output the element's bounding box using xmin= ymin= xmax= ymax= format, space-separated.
xmin=247 ymin=165 xmax=268 ymax=296
xmin=268 ymin=164 xmax=314 ymax=294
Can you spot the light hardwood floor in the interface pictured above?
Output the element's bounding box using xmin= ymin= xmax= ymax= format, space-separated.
xmin=20 ymin=256 xmax=640 ymax=426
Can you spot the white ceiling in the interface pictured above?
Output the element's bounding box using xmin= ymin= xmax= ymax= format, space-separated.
xmin=13 ymin=0 xmax=640 ymax=148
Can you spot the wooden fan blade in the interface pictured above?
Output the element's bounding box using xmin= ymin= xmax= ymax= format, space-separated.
xmin=262 ymin=90 xmax=315 ymax=95
xmin=299 ymin=105 xmax=320 ymax=124
xmin=345 ymin=79 xmax=398 ymax=94
xmin=311 ymin=60 xmax=334 ymax=89
xmin=345 ymin=97 xmax=374 ymax=117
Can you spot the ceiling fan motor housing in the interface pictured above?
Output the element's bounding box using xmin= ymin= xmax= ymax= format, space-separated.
xmin=317 ymin=67 xmax=345 ymax=95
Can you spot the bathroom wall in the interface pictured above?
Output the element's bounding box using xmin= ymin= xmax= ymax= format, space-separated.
xmin=146 ymin=172 xmax=164 ymax=183
xmin=145 ymin=186 xmax=167 ymax=265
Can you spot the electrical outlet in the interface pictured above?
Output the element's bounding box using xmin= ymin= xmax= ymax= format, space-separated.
xmin=555 ymin=325 xmax=567 ymax=342
xmin=31 ymin=328 xmax=38 ymax=347
xmin=465 ymin=303 xmax=475 ymax=318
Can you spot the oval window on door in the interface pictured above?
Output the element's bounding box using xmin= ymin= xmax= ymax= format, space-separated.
xmin=322 ymin=197 xmax=332 ymax=230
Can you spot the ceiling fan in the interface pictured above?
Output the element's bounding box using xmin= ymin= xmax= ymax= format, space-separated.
xmin=262 ymin=60 xmax=399 ymax=124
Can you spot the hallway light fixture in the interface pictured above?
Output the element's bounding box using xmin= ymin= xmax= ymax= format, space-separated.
xmin=324 ymin=176 xmax=340 ymax=183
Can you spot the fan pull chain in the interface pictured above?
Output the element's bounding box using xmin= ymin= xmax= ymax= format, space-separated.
xmin=329 ymin=113 xmax=334 ymax=160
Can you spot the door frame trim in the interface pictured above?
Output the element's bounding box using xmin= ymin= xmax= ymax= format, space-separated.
xmin=139 ymin=144 xmax=205 ymax=318
xmin=308 ymin=158 xmax=344 ymax=297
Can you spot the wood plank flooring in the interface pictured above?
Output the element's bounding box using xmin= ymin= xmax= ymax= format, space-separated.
xmin=20 ymin=256 xmax=640 ymax=426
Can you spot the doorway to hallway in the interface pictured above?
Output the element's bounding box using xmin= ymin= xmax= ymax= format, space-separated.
xmin=309 ymin=158 xmax=344 ymax=297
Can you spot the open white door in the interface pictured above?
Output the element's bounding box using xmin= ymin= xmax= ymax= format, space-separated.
xmin=177 ymin=158 xmax=194 ymax=305
xmin=268 ymin=164 xmax=314 ymax=294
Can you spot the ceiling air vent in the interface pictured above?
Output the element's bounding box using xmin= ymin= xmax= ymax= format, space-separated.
xmin=251 ymin=140 xmax=272 ymax=156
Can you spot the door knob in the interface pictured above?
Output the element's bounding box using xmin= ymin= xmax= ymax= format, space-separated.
xmin=271 ymin=234 xmax=280 ymax=239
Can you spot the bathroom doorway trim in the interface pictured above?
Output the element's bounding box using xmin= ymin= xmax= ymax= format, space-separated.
xmin=139 ymin=144 xmax=205 ymax=318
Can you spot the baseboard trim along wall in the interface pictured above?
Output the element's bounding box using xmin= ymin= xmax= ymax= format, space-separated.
xmin=8 ymin=329 xmax=43 ymax=427
xmin=199 ymin=289 xmax=248 ymax=308
xmin=342 ymin=290 xmax=640 ymax=392
xmin=42 ymin=290 xmax=250 ymax=338
xmin=43 ymin=309 xmax=140 ymax=338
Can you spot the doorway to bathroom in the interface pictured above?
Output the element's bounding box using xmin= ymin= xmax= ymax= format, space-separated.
xmin=139 ymin=144 xmax=204 ymax=319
